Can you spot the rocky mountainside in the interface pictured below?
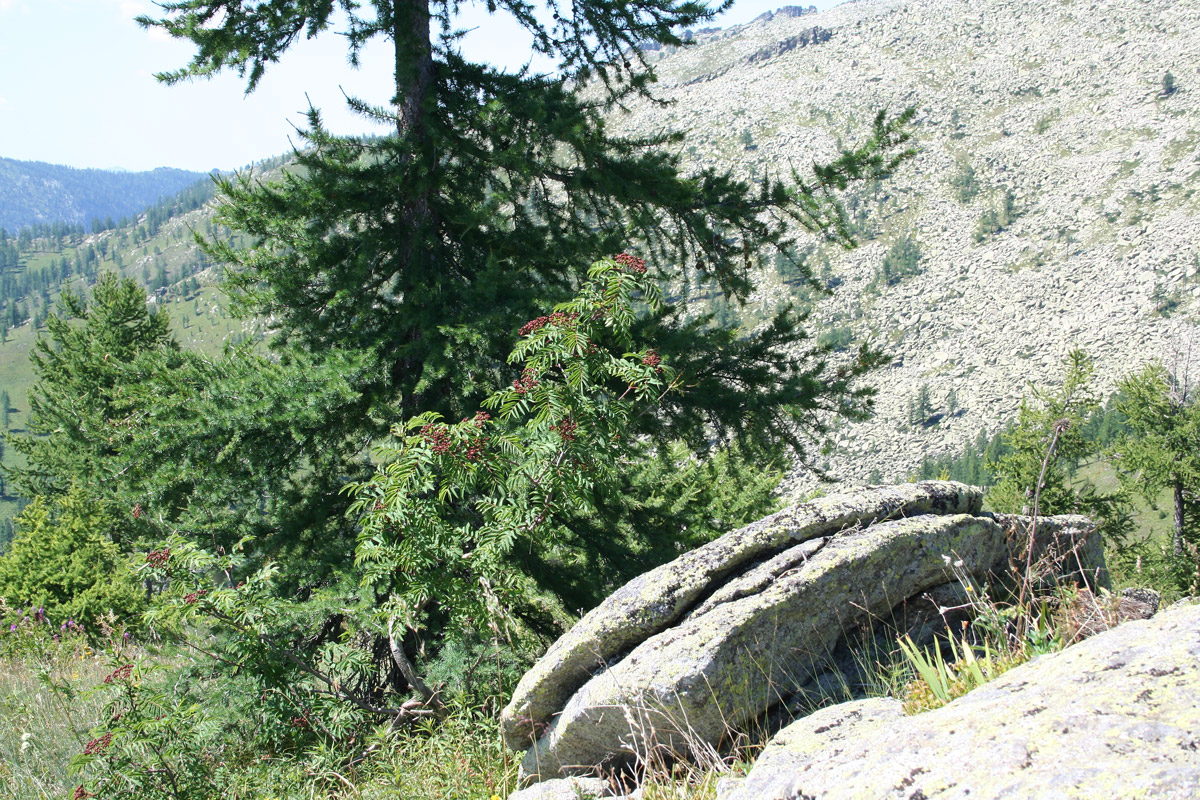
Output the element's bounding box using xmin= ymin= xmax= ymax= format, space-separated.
xmin=613 ymin=0 xmax=1200 ymax=495
xmin=4 ymin=0 xmax=1193 ymax=499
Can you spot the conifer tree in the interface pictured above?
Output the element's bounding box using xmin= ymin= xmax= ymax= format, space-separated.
xmin=1113 ymin=360 xmax=1200 ymax=557
xmin=138 ymin=0 xmax=912 ymax=450
xmin=9 ymin=273 xmax=176 ymax=500
xmin=0 ymin=486 xmax=145 ymax=626
xmin=122 ymin=2 xmax=912 ymax=569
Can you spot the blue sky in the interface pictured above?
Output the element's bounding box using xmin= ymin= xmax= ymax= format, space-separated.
xmin=0 ymin=1 xmax=839 ymax=172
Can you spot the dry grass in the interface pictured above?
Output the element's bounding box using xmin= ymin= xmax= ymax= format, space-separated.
xmin=0 ymin=652 xmax=110 ymax=800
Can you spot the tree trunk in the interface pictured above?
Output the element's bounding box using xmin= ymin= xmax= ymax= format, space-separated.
xmin=387 ymin=617 xmax=437 ymax=704
xmin=391 ymin=0 xmax=434 ymax=141
xmin=387 ymin=0 xmax=438 ymax=411
xmin=1174 ymin=475 xmax=1185 ymax=557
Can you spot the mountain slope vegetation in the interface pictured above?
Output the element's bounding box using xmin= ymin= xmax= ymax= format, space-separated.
xmin=0 ymin=163 xmax=278 ymax=542
xmin=0 ymin=2 xmax=1197 ymax=798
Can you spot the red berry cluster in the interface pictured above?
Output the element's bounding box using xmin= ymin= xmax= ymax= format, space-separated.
xmin=103 ymin=664 xmax=134 ymax=685
xmin=518 ymin=316 xmax=548 ymax=336
xmin=519 ymin=310 xmax=579 ymax=336
xmin=642 ymin=351 xmax=662 ymax=371
xmin=615 ymin=252 xmax=647 ymax=273
xmin=132 ymin=503 xmax=143 ymax=520
xmin=462 ymin=437 xmax=487 ymax=462
xmin=291 ymin=712 xmax=311 ymax=729
xmin=73 ymin=786 xmax=95 ymax=800
xmin=145 ymin=548 xmax=170 ymax=567
xmin=551 ymin=417 xmax=578 ymax=443
xmin=448 ymin=417 xmax=489 ymax=460
xmin=420 ymin=423 xmax=453 ymax=455
xmin=513 ymin=368 xmax=539 ymax=395
xmin=183 ymin=590 xmax=208 ymax=605
xmin=460 ymin=412 xmax=492 ymax=460
xmin=83 ymin=732 xmax=113 ymax=756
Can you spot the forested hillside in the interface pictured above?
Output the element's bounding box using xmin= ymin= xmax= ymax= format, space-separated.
xmin=0 ymin=157 xmax=209 ymax=232
xmin=0 ymin=161 xmax=286 ymax=545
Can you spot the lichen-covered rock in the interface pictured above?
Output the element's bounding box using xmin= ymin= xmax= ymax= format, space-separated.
xmin=521 ymin=512 xmax=1012 ymax=781
xmin=721 ymin=601 xmax=1200 ymax=800
xmin=506 ymin=482 xmax=1107 ymax=786
xmin=720 ymin=698 xmax=905 ymax=800
xmin=505 ymin=777 xmax=613 ymax=800
xmin=989 ymin=512 xmax=1109 ymax=589
xmin=501 ymin=481 xmax=983 ymax=749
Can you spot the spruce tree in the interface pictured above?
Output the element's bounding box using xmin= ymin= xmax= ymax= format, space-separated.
xmin=10 ymin=274 xmax=177 ymax=501
xmin=138 ymin=0 xmax=912 ymax=445
xmin=908 ymin=382 xmax=933 ymax=427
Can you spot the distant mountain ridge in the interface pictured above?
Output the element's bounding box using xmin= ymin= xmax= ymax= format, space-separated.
xmin=0 ymin=157 xmax=210 ymax=232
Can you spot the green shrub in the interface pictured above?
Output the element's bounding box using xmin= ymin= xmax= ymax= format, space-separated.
xmin=948 ymin=108 xmax=966 ymax=140
xmin=1033 ymin=111 xmax=1058 ymax=135
xmin=973 ymin=188 xmax=1018 ymax=243
xmin=816 ymin=326 xmax=855 ymax=352
xmin=0 ymin=487 xmax=144 ymax=631
xmin=876 ymin=236 xmax=923 ymax=286
xmin=949 ymin=163 xmax=979 ymax=203
xmin=1161 ymin=71 xmax=1177 ymax=97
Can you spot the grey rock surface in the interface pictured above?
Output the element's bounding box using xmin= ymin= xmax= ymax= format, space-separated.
xmin=505 ymin=777 xmax=613 ymax=800
xmin=510 ymin=483 xmax=1104 ymax=784
xmin=521 ymin=512 xmax=1006 ymax=781
xmin=721 ymin=698 xmax=905 ymax=800
xmin=501 ymin=481 xmax=983 ymax=750
xmin=721 ymin=601 xmax=1200 ymax=800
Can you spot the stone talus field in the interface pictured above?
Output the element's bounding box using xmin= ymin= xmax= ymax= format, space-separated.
xmin=613 ymin=0 xmax=1200 ymax=493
